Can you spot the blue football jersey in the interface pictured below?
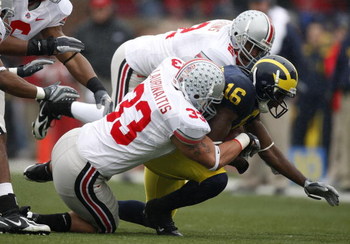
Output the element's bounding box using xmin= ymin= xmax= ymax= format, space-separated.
xmin=221 ymin=65 xmax=260 ymax=129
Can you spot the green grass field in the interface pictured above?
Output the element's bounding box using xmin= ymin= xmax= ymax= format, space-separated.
xmin=2 ymin=174 xmax=349 ymax=244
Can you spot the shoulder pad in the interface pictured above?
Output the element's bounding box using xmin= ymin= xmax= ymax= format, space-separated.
xmin=221 ymin=65 xmax=256 ymax=116
xmin=57 ymin=0 xmax=73 ymax=16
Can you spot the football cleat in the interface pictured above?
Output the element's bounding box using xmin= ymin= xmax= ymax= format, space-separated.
xmin=24 ymin=161 xmax=53 ymax=182
xmin=144 ymin=199 xmax=183 ymax=236
xmin=32 ymin=100 xmax=61 ymax=140
xmin=19 ymin=206 xmax=40 ymax=222
xmin=0 ymin=210 xmax=50 ymax=235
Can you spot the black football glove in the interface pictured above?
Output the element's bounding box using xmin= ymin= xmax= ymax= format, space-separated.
xmin=16 ymin=59 xmax=55 ymax=77
xmin=27 ymin=36 xmax=85 ymax=56
xmin=240 ymin=133 xmax=260 ymax=158
xmin=228 ymin=156 xmax=249 ymax=174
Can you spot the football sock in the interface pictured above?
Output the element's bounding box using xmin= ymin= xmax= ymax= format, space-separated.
xmin=71 ymin=101 xmax=104 ymax=123
xmin=154 ymin=173 xmax=228 ymax=211
xmin=0 ymin=194 xmax=19 ymax=215
xmin=118 ymin=200 xmax=151 ymax=227
xmin=35 ymin=212 xmax=71 ymax=232
xmin=47 ymin=99 xmax=73 ymax=118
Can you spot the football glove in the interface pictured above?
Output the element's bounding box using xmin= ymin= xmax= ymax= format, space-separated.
xmin=304 ymin=180 xmax=339 ymax=206
xmin=94 ymin=90 xmax=113 ymax=116
xmin=228 ymin=156 xmax=249 ymax=174
xmin=27 ymin=36 xmax=85 ymax=56
xmin=240 ymin=133 xmax=261 ymax=158
xmin=42 ymin=82 xmax=80 ymax=102
xmin=16 ymin=59 xmax=55 ymax=77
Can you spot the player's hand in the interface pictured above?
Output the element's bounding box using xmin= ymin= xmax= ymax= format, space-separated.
xmin=240 ymin=133 xmax=260 ymax=158
xmin=304 ymin=180 xmax=339 ymax=206
xmin=42 ymin=82 xmax=80 ymax=102
xmin=17 ymin=59 xmax=55 ymax=77
xmin=53 ymin=36 xmax=85 ymax=54
xmin=228 ymin=156 xmax=249 ymax=174
xmin=94 ymin=90 xmax=113 ymax=116
xmin=27 ymin=37 xmax=85 ymax=56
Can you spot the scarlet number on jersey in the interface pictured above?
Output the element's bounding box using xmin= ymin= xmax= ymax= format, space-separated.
xmin=107 ymin=84 xmax=151 ymax=145
xmin=10 ymin=20 xmax=31 ymax=35
xmin=224 ymin=83 xmax=246 ymax=105
xmin=186 ymin=108 xmax=206 ymax=122
xmin=166 ymin=22 xmax=210 ymax=39
xmin=171 ymin=58 xmax=183 ymax=69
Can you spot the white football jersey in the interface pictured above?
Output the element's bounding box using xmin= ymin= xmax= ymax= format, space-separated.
xmin=125 ymin=19 xmax=236 ymax=76
xmin=9 ymin=0 xmax=72 ymax=40
xmin=77 ymin=57 xmax=211 ymax=178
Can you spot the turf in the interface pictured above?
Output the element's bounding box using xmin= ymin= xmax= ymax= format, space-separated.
xmin=2 ymin=174 xmax=349 ymax=244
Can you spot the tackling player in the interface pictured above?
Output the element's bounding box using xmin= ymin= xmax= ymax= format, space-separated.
xmin=0 ymin=0 xmax=112 ymax=115
xmin=0 ymin=1 xmax=80 ymax=234
xmin=22 ymin=58 xmax=260 ymax=234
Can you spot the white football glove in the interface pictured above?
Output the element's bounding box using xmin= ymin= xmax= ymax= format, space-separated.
xmin=304 ymin=180 xmax=340 ymax=206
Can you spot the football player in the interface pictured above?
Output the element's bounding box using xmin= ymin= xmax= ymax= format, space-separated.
xmin=0 ymin=0 xmax=112 ymax=115
xmin=22 ymin=58 xmax=260 ymax=234
xmin=0 ymin=1 xmax=80 ymax=234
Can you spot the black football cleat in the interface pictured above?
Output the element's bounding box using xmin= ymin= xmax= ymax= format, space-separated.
xmin=24 ymin=161 xmax=53 ymax=182
xmin=144 ymin=199 xmax=183 ymax=236
xmin=0 ymin=209 xmax=50 ymax=235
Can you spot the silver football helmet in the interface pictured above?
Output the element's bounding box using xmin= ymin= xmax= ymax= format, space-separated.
xmin=230 ymin=10 xmax=275 ymax=69
xmin=174 ymin=59 xmax=225 ymax=120
xmin=0 ymin=0 xmax=14 ymax=40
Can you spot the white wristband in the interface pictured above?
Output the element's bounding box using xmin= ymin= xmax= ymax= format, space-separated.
xmin=36 ymin=87 xmax=46 ymax=100
xmin=259 ymin=142 xmax=274 ymax=152
xmin=0 ymin=66 xmax=7 ymax=72
xmin=233 ymin=133 xmax=250 ymax=150
xmin=8 ymin=67 xmax=18 ymax=74
xmin=209 ymin=145 xmax=220 ymax=171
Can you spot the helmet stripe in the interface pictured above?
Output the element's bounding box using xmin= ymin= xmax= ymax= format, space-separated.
xmin=255 ymin=58 xmax=297 ymax=92
xmin=265 ymin=17 xmax=274 ymax=44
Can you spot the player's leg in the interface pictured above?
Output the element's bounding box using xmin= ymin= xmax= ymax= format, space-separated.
xmin=50 ymin=128 xmax=119 ymax=233
xmin=111 ymin=42 xmax=146 ymax=105
xmin=0 ymin=92 xmax=50 ymax=235
xmin=143 ymin=150 xmax=227 ymax=235
xmin=145 ymin=153 xmax=228 ymax=210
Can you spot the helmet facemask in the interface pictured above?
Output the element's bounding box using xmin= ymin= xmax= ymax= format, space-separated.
xmin=230 ymin=10 xmax=275 ymax=70
xmin=234 ymin=31 xmax=271 ymax=70
xmin=0 ymin=0 xmax=14 ymax=39
xmin=259 ymin=84 xmax=294 ymax=118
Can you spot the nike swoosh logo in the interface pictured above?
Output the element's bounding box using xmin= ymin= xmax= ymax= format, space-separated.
xmin=35 ymin=18 xmax=44 ymax=21
xmin=5 ymin=219 xmax=22 ymax=227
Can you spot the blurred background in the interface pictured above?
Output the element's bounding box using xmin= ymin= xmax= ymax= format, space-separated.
xmin=5 ymin=0 xmax=350 ymax=195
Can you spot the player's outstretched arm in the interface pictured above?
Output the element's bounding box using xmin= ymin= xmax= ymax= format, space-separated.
xmin=0 ymin=35 xmax=84 ymax=56
xmin=41 ymin=26 xmax=112 ymax=115
xmin=245 ymin=116 xmax=340 ymax=206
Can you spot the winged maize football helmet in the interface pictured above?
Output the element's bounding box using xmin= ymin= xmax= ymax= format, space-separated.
xmin=230 ymin=10 xmax=275 ymax=69
xmin=174 ymin=58 xmax=225 ymax=120
xmin=251 ymin=55 xmax=298 ymax=118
